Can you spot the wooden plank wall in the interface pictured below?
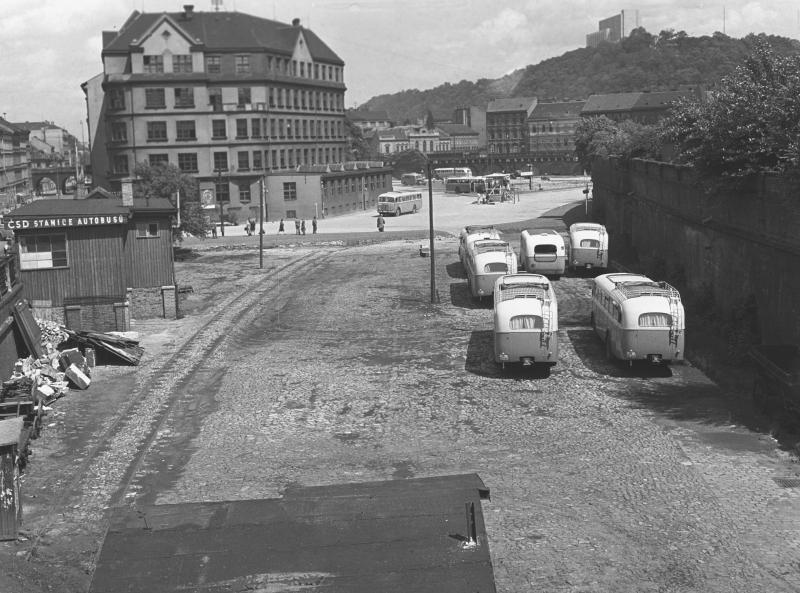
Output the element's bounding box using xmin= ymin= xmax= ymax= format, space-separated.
xmin=124 ymin=217 xmax=175 ymax=288
xmin=19 ymin=226 xmax=127 ymax=306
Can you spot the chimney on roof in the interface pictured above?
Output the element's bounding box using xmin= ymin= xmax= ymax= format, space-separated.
xmin=292 ymin=18 xmax=301 ymax=27
xmin=183 ymin=5 xmax=194 ymax=19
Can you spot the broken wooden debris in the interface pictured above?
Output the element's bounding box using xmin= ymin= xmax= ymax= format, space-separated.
xmin=63 ymin=329 xmax=144 ymax=366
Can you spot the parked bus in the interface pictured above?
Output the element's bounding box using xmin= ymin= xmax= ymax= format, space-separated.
xmin=458 ymin=225 xmax=500 ymax=267
xmin=568 ymin=223 xmax=609 ymax=271
xmin=519 ymin=229 xmax=566 ymax=279
xmin=464 ymin=239 xmax=517 ymax=299
xmin=445 ymin=176 xmax=486 ymax=194
xmin=400 ymin=172 xmax=426 ymax=186
xmin=591 ymin=272 xmax=685 ymax=364
xmin=433 ymin=167 xmax=472 ymax=180
xmin=493 ymin=273 xmax=559 ymax=373
xmin=377 ymin=191 xmax=423 ymax=216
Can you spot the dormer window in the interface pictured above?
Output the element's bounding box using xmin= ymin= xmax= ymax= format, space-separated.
xmin=143 ymin=55 xmax=164 ymax=74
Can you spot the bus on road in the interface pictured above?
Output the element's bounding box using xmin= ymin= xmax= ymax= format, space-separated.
xmin=377 ymin=191 xmax=423 ymax=216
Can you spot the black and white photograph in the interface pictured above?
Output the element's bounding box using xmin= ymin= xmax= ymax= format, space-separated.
xmin=0 ymin=1 xmax=799 ymax=591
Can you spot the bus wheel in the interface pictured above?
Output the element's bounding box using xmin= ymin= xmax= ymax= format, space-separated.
xmin=395 ymin=208 xmax=401 ymax=217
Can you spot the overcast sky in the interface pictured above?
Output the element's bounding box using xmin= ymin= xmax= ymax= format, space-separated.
xmin=2 ymin=0 xmax=798 ymax=138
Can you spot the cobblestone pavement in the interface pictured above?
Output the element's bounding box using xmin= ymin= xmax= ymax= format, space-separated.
xmin=135 ymin=240 xmax=799 ymax=592
xmin=3 ymin=237 xmax=799 ymax=593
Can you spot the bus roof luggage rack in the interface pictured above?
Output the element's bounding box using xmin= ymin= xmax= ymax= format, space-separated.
xmin=612 ymin=280 xmax=680 ymax=300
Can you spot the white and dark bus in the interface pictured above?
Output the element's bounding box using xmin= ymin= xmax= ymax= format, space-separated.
xmin=377 ymin=191 xmax=423 ymax=216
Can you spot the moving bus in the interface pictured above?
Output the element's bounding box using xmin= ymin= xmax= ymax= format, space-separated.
xmin=377 ymin=191 xmax=423 ymax=216
xmin=458 ymin=225 xmax=500 ymax=266
xmin=568 ymin=223 xmax=609 ymax=271
xmin=400 ymin=173 xmax=426 ymax=186
xmin=445 ymin=176 xmax=486 ymax=194
xmin=433 ymin=167 xmax=472 ymax=180
xmin=464 ymin=239 xmax=517 ymax=299
xmin=493 ymin=273 xmax=559 ymax=373
xmin=591 ymin=272 xmax=685 ymax=364
xmin=519 ymin=229 xmax=566 ymax=279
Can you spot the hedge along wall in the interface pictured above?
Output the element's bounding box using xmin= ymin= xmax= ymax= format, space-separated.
xmin=591 ymin=156 xmax=800 ymax=348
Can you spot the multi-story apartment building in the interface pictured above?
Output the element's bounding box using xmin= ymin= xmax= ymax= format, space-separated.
xmin=581 ymin=91 xmax=690 ymax=124
xmin=528 ymin=101 xmax=585 ymax=164
xmin=83 ymin=5 xmax=348 ymax=218
xmin=376 ymin=127 xmax=412 ymax=155
xmin=0 ymin=118 xmax=32 ymax=210
xmin=452 ymin=106 xmax=487 ymax=147
xmin=407 ymin=127 xmax=449 ymax=154
xmin=586 ymin=10 xmax=640 ymax=48
xmin=486 ymin=97 xmax=537 ymax=156
xmin=435 ymin=123 xmax=479 ymax=153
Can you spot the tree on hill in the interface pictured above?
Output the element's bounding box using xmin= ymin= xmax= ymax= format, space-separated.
xmin=132 ymin=161 xmax=211 ymax=240
xmin=359 ymin=31 xmax=800 ymax=122
xmin=660 ymin=40 xmax=800 ymax=180
xmin=574 ymin=116 xmax=660 ymax=172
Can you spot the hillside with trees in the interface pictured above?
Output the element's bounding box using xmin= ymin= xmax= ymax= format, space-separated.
xmin=358 ymin=30 xmax=800 ymax=123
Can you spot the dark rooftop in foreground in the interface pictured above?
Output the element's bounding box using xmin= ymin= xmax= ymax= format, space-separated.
xmin=90 ymin=474 xmax=495 ymax=593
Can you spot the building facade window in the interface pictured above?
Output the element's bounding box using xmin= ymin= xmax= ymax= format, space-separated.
xmin=238 ymin=182 xmax=251 ymax=203
xmin=215 ymin=180 xmax=229 ymax=202
xmin=109 ymin=88 xmax=126 ymax=110
xmin=251 ymin=119 xmax=262 ymax=138
xmin=253 ymin=151 xmax=262 ymax=170
xmin=145 ymin=88 xmax=166 ymax=109
xmin=111 ymin=122 xmax=127 ymax=143
xmin=147 ymin=121 xmax=168 ymax=142
xmin=143 ymin=54 xmax=164 ymax=73
xmin=213 ymin=152 xmax=228 ymax=171
xmin=136 ymin=222 xmax=159 ymax=238
xmin=235 ymin=119 xmax=248 ymax=138
xmin=283 ymin=182 xmax=297 ymax=201
xmin=148 ymin=154 xmax=169 ymax=167
xmin=237 ymin=87 xmax=251 ymax=106
xmin=235 ymin=55 xmax=250 ymax=74
xmin=172 ymin=54 xmax=193 ymax=73
xmin=237 ymin=151 xmax=249 ymax=170
xmin=211 ymin=119 xmax=227 ymax=139
xmin=208 ymin=88 xmax=222 ymax=111
xmin=205 ymin=55 xmax=221 ymax=73
xmin=113 ymin=154 xmax=129 ymax=174
xmin=174 ymin=87 xmax=194 ymax=108
xmin=177 ymin=152 xmax=198 ymax=172
xmin=176 ymin=120 xmax=196 ymax=141
xmin=19 ymin=234 xmax=68 ymax=270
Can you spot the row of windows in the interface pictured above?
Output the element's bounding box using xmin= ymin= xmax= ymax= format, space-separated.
xmin=142 ymin=52 xmax=343 ymax=82
xmin=115 ymin=117 xmax=345 ymax=144
xmin=320 ymin=176 xmax=388 ymax=197
xmin=109 ymin=86 xmax=345 ymax=113
xmin=111 ymin=145 xmax=346 ymax=175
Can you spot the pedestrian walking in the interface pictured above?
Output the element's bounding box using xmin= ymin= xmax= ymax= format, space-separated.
xmin=249 ymin=218 xmax=256 ymax=235
xmin=278 ymin=218 xmax=285 ymax=234
xmin=211 ymin=224 xmax=218 ymax=238
xmin=377 ymin=214 xmax=385 ymax=232
xmin=312 ymin=216 xmax=318 ymax=234
xmin=244 ymin=220 xmax=251 ymax=236
xmin=295 ymin=219 xmax=301 ymax=235
xmin=301 ymin=219 xmax=306 ymax=235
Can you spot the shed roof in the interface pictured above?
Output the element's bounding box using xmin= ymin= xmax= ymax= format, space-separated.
xmin=529 ymin=101 xmax=586 ymax=120
xmin=103 ymin=10 xmax=343 ymax=65
xmin=582 ymin=93 xmax=642 ymax=114
xmin=89 ymin=474 xmax=495 ymax=593
xmin=486 ymin=97 xmax=537 ymax=114
xmin=6 ymin=196 xmax=175 ymax=219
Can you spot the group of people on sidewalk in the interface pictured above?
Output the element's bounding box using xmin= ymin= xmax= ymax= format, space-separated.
xmin=277 ymin=216 xmax=318 ymax=235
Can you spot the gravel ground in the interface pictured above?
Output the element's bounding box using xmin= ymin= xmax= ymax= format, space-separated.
xmin=1 ymin=186 xmax=799 ymax=593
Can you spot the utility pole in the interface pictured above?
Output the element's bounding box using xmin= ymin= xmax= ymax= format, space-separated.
xmin=427 ymin=162 xmax=439 ymax=304
xmin=259 ymin=176 xmax=265 ymax=269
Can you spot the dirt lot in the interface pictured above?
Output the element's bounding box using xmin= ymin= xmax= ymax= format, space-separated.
xmin=1 ymin=192 xmax=798 ymax=593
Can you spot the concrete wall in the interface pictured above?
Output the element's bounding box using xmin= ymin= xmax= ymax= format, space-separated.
xmin=592 ymin=157 xmax=800 ymax=348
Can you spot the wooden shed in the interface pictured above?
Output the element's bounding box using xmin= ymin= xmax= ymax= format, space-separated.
xmin=90 ymin=474 xmax=497 ymax=593
xmin=4 ymin=190 xmax=177 ymax=331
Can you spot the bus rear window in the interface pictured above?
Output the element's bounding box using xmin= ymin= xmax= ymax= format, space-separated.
xmin=580 ymin=239 xmax=600 ymax=248
xmin=534 ymin=244 xmax=557 ymax=254
xmin=484 ymin=262 xmax=508 ymax=273
xmin=510 ymin=315 xmax=543 ymax=329
xmin=639 ymin=312 xmax=672 ymax=327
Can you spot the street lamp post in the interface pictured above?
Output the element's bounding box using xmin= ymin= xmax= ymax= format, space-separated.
xmin=215 ymin=168 xmax=225 ymax=237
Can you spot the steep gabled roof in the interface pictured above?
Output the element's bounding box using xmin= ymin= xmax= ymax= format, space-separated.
xmin=102 ymin=10 xmax=343 ymax=64
xmin=633 ymin=90 xmax=690 ymax=110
